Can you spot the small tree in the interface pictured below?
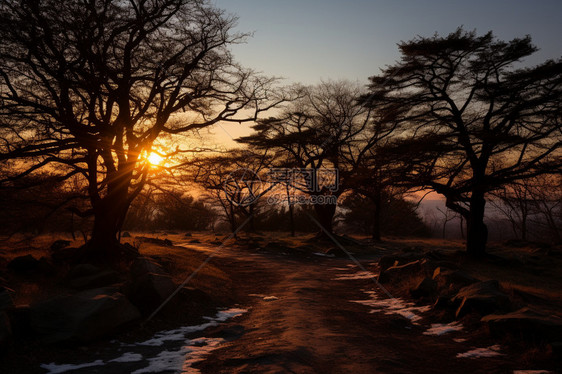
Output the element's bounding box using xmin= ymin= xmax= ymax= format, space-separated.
xmin=366 ymin=29 xmax=562 ymax=256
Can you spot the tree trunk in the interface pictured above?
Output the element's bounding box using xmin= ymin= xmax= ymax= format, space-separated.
xmin=466 ymin=191 xmax=488 ymax=257
xmin=371 ymin=189 xmax=382 ymax=242
xmin=313 ymin=200 xmax=337 ymax=235
xmin=87 ymin=173 xmax=132 ymax=261
xmin=287 ymin=186 xmax=295 ymax=237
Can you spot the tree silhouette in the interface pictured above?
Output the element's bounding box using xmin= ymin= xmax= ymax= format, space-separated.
xmin=365 ymin=29 xmax=562 ymax=256
xmin=238 ymin=81 xmax=372 ymax=234
xmin=0 ymin=0 xmax=281 ymax=258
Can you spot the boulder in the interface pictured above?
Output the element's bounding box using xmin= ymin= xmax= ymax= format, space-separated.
xmin=50 ymin=240 xmax=71 ymax=251
xmin=453 ymin=280 xmax=511 ymax=318
xmin=0 ymin=312 xmax=11 ymax=345
xmin=325 ymin=247 xmax=347 ymax=258
xmin=130 ymin=257 xmax=167 ymax=279
xmin=124 ymin=273 xmax=176 ymax=314
xmin=378 ymin=253 xmax=424 ymax=273
xmin=28 ymin=287 xmax=140 ymax=343
xmin=135 ymin=236 xmax=173 ymax=246
xmin=50 ymin=246 xmax=86 ymax=264
xmin=432 ymin=268 xmax=479 ymax=289
xmin=7 ymin=255 xmax=40 ymax=274
xmin=121 ymin=231 xmax=131 ymax=238
xmin=184 ymin=232 xmax=192 ymax=237
xmin=482 ymin=307 xmax=562 ymax=342
xmin=410 ymin=277 xmax=437 ymax=299
xmin=67 ymin=264 xmax=121 ymax=290
xmin=125 ymin=257 xmax=175 ymax=314
xmin=0 ymin=287 xmax=14 ymax=310
xmin=378 ymin=260 xmax=423 ymax=284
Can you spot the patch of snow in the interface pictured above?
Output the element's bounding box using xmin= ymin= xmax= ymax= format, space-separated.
xmin=40 ymin=360 xmax=105 ymax=374
xmin=41 ymin=308 xmax=247 ymax=373
xmin=263 ymin=296 xmax=278 ymax=301
xmin=135 ymin=308 xmax=247 ymax=347
xmin=109 ymin=352 xmax=143 ymax=363
xmin=334 ymin=271 xmax=377 ymax=280
xmin=214 ymin=307 xmax=247 ymax=322
xmin=423 ymin=322 xmax=463 ymax=336
xmin=248 ymin=293 xmax=266 ymax=298
xmin=456 ymin=345 xmax=503 ymax=358
xmin=132 ymin=348 xmax=188 ymax=374
xmin=313 ymin=252 xmax=334 ymax=257
xmin=352 ymin=290 xmax=430 ymax=323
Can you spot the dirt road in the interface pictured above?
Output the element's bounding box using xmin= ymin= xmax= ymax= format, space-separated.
xmin=194 ymin=246 xmax=516 ymax=374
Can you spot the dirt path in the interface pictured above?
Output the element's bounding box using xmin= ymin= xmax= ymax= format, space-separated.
xmin=195 ymin=247 xmax=516 ymax=374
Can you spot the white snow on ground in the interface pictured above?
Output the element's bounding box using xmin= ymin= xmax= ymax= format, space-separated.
xmin=41 ymin=360 xmax=105 ymax=374
xmin=212 ymin=308 xmax=247 ymax=322
xmin=352 ymin=290 xmax=430 ymax=323
xmin=456 ymin=345 xmax=503 ymax=358
xmin=333 ymin=271 xmax=378 ymax=280
xmin=109 ymin=352 xmax=143 ymax=363
xmin=263 ymin=296 xmax=278 ymax=301
xmin=423 ymin=321 xmax=463 ymax=336
xmin=313 ymin=252 xmax=335 ymax=257
xmin=40 ymin=308 xmax=247 ymax=374
xmin=132 ymin=348 xmax=189 ymax=374
xmin=131 ymin=337 xmax=226 ymax=374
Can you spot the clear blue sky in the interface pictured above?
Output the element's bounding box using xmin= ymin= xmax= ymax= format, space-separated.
xmin=213 ymin=0 xmax=562 ymax=85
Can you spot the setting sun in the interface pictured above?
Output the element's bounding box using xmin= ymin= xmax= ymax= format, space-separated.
xmin=147 ymin=152 xmax=164 ymax=166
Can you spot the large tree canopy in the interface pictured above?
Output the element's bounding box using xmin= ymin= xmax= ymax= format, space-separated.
xmin=365 ymin=29 xmax=562 ymax=256
xmin=0 ymin=0 xmax=281 ymax=254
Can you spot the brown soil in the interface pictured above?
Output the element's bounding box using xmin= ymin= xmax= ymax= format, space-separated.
xmin=1 ymin=232 xmax=560 ymax=373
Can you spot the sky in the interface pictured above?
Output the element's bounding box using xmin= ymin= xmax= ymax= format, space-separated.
xmin=213 ymin=0 xmax=562 ymax=85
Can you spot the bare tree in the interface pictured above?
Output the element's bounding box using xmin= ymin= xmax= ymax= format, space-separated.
xmin=0 ymin=0 xmax=282 ymax=258
xmin=238 ymin=81 xmax=374 ymax=234
xmin=366 ymin=29 xmax=562 ymax=256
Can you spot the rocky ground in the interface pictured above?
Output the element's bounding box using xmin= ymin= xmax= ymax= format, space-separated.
xmin=0 ymin=232 xmax=561 ymax=373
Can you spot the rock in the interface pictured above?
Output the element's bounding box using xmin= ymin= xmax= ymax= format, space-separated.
xmin=179 ymin=287 xmax=212 ymax=305
xmin=482 ymin=307 xmax=562 ymax=342
xmin=68 ymin=265 xmax=121 ymax=290
xmin=189 ymin=239 xmax=201 ymax=244
xmin=130 ymin=257 xmax=167 ymax=279
xmin=125 ymin=257 xmax=175 ymax=314
xmin=28 ymin=287 xmax=140 ymax=343
xmin=378 ymin=260 xmax=422 ymax=284
xmin=453 ymin=280 xmax=511 ymax=318
xmin=121 ymin=231 xmax=131 ymax=238
xmin=0 ymin=287 xmax=14 ymax=310
xmin=433 ymin=268 xmax=479 ymax=288
xmin=378 ymin=253 xmax=423 ymax=273
xmin=0 ymin=312 xmax=11 ymax=345
xmin=50 ymin=240 xmax=71 ymax=251
xmin=263 ymin=241 xmax=286 ymax=251
xmin=184 ymin=232 xmax=192 ymax=237
xmin=51 ymin=247 xmax=84 ymax=264
xmin=124 ymin=273 xmax=176 ymax=314
xmin=410 ymin=277 xmax=437 ymax=299
xmin=325 ymin=247 xmax=347 ymax=258
xmin=135 ymin=236 xmax=173 ymax=246
xmin=7 ymin=255 xmax=40 ymax=274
